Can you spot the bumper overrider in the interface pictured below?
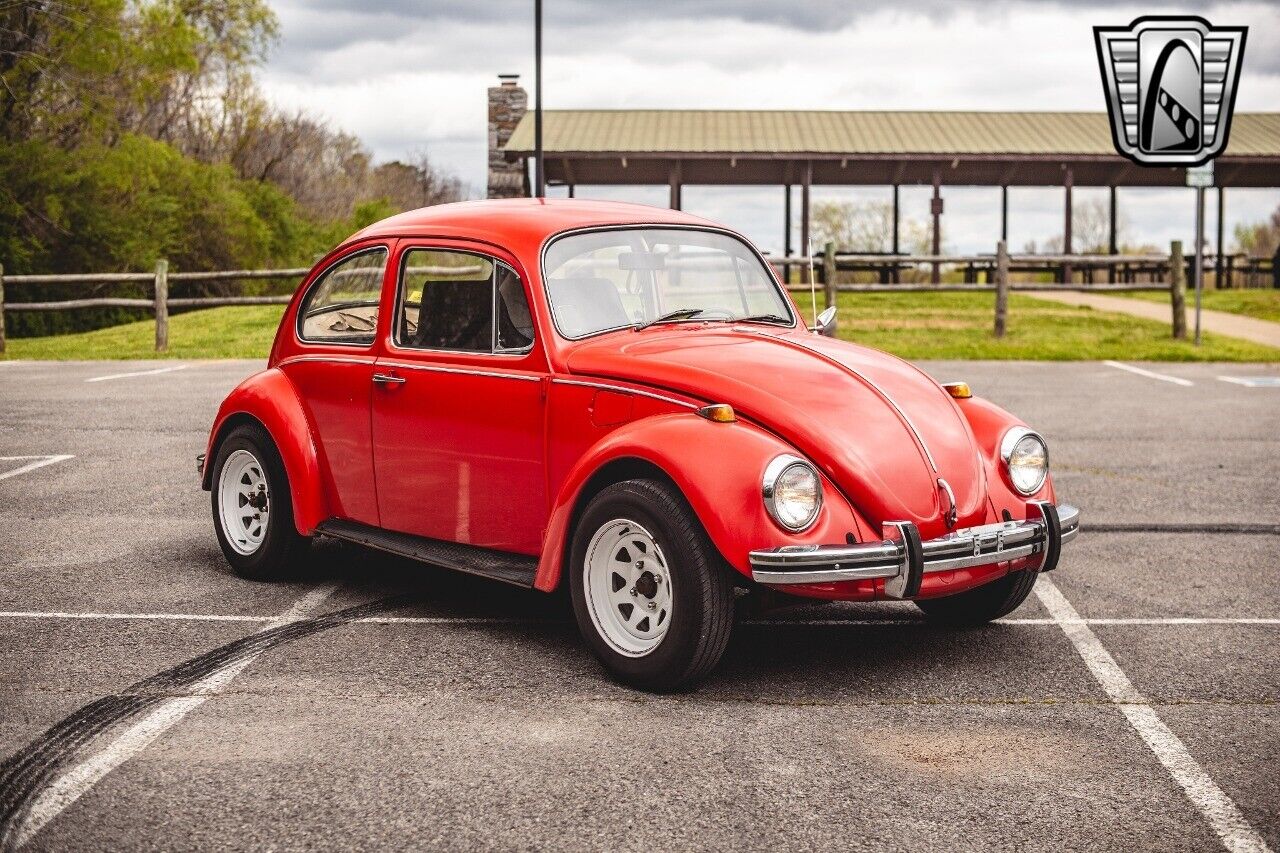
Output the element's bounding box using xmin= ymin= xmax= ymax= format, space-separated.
xmin=750 ymin=500 xmax=1079 ymax=598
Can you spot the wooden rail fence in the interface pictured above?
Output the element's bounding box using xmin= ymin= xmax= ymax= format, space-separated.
xmin=775 ymin=241 xmax=1252 ymax=341
xmin=0 ymin=262 xmax=307 ymax=353
xmin=0 ymin=242 xmax=1274 ymax=353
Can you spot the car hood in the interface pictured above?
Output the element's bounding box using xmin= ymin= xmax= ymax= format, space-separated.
xmin=565 ymin=326 xmax=988 ymax=538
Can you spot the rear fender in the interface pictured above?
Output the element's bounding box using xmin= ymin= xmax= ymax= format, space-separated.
xmin=202 ymin=368 xmax=329 ymax=535
xmin=534 ymin=413 xmax=868 ymax=592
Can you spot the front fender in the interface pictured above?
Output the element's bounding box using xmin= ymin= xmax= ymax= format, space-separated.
xmin=202 ymin=368 xmax=329 ymax=535
xmin=534 ymin=413 xmax=869 ymax=592
xmin=953 ymin=395 xmax=1056 ymax=516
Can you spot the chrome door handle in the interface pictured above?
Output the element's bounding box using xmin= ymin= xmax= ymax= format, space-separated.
xmin=372 ymin=372 xmax=406 ymax=386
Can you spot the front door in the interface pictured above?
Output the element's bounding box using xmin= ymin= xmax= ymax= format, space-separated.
xmin=371 ymin=245 xmax=548 ymax=555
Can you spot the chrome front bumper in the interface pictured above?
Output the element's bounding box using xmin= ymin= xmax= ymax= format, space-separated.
xmin=750 ymin=501 xmax=1079 ymax=597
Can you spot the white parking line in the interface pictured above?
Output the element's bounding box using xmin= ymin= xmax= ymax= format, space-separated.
xmin=0 ymin=455 xmax=74 ymax=482
xmin=1218 ymin=376 xmax=1280 ymax=388
xmin=10 ymin=583 xmax=340 ymax=849
xmin=1035 ymin=576 xmax=1271 ymax=853
xmin=0 ymin=611 xmax=265 ymax=622
xmin=752 ymin=617 xmax=1280 ymax=626
xmin=1 ymin=610 xmax=1278 ymax=627
xmin=84 ymin=364 xmax=188 ymax=383
xmin=1103 ymin=360 xmax=1195 ymax=387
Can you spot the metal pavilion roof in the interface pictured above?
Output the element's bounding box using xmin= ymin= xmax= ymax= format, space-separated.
xmin=502 ymin=110 xmax=1280 ymax=187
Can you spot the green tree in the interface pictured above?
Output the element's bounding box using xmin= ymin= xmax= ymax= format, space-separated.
xmin=0 ymin=0 xmax=462 ymax=339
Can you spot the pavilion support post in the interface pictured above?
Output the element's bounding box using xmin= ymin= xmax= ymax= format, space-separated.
xmin=994 ymin=241 xmax=1009 ymax=339
xmin=668 ymin=161 xmax=682 ymax=210
xmin=1000 ymin=186 xmax=1008 ymax=243
xmin=1169 ymin=240 xmax=1188 ymax=340
xmin=1109 ymin=185 xmax=1118 ymax=284
xmin=822 ymin=241 xmax=836 ymax=311
xmin=784 ymin=184 xmax=792 ymax=280
xmin=1062 ymin=168 xmax=1074 ymax=284
xmin=800 ymin=161 xmax=812 ymax=263
xmin=567 ymin=184 xmax=575 ymax=198
xmin=930 ymin=169 xmax=941 ymax=285
xmin=1215 ymin=187 xmax=1225 ymax=288
xmin=891 ymin=184 xmax=900 ymax=284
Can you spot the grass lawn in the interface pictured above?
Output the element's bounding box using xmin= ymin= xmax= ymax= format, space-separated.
xmin=3 ymin=305 xmax=286 ymax=360
xmin=791 ymin=291 xmax=1280 ymax=361
xmin=1120 ymin=288 xmax=1280 ymax=324
xmin=5 ymin=293 xmax=1279 ymax=361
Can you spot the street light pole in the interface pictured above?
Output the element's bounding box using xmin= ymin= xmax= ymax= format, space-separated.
xmin=1185 ymin=161 xmax=1214 ymax=347
xmin=1193 ymin=185 xmax=1204 ymax=346
xmin=534 ymin=0 xmax=544 ymax=198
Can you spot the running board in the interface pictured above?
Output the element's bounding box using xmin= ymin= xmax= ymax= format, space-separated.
xmin=315 ymin=520 xmax=538 ymax=588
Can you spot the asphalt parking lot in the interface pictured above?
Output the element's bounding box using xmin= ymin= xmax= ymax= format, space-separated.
xmin=1 ymin=357 xmax=1277 ymax=851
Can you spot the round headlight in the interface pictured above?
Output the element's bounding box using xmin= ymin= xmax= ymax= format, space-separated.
xmin=763 ymin=455 xmax=823 ymax=531
xmin=1000 ymin=427 xmax=1049 ymax=495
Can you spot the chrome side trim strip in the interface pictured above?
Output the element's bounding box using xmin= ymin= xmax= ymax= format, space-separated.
xmin=278 ymin=355 xmax=376 ymax=367
xmin=747 ymin=331 xmax=940 ymax=473
xmin=377 ymin=360 xmax=541 ymax=382
xmin=749 ymin=504 xmax=1079 ymax=586
xmin=551 ymin=378 xmax=698 ymax=409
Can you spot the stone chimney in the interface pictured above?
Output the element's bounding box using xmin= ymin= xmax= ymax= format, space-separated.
xmin=488 ymin=74 xmax=529 ymax=198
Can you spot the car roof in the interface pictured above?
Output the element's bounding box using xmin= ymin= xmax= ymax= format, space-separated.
xmin=345 ymin=198 xmax=727 ymax=249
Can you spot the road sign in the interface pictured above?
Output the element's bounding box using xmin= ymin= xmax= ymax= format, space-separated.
xmin=1186 ymin=162 xmax=1214 ymax=187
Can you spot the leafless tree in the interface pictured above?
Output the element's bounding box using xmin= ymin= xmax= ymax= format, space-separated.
xmin=811 ymin=200 xmax=932 ymax=254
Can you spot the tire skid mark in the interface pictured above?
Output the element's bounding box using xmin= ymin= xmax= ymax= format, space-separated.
xmin=0 ymin=595 xmax=406 ymax=850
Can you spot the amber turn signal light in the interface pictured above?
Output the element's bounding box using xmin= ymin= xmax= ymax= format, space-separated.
xmin=942 ymin=382 xmax=972 ymax=399
xmin=696 ymin=403 xmax=737 ymax=423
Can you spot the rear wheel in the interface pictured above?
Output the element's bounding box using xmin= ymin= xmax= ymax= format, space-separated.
xmin=211 ymin=423 xmax=307 ymax=580
xmin=915 ymin=567 xmax=1039 ymax=626
xmin=569 ymin=479 xmax=734 ymax=692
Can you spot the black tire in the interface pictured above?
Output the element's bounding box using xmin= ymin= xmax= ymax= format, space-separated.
xmin=210 ymin=422 xmax=308 ymax=581
xmin=569 ymin=479 xmax=734 ymax=692
xmin=915 ymin=567 xmax=1039 ymax=627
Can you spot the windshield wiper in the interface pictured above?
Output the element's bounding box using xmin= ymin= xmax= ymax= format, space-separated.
xmin=735 ymin=313 xmax=790 ymax=325
xmin=635 ymin=308 xmax=704 ymax=330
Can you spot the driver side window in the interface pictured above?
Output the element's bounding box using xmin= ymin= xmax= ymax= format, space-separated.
xmin=298 ymin=247 xmax=387 ymax=346
xmin=395 ymin=249 xmax=534 ymax=354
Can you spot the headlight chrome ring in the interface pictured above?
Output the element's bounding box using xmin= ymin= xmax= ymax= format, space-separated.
xmin=763 ymin=454 xmax=823 ymax=532
xmin=1000 ymin=426 xmax=1050 ymax=496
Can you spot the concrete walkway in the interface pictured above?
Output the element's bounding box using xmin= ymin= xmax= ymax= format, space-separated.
xmin=1027 ymin=290 xmax=1280 ymax=348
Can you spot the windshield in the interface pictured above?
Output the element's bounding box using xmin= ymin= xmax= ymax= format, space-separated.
xmin=543 ymin=228 xmax=794 ymax=339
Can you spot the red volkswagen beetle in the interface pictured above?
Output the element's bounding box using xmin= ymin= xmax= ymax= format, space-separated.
xmin=201 ymin=199 xmax=1079 ymax=690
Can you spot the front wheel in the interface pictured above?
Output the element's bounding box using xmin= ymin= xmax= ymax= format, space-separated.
xmin=569 ymin=479 xmax=734 ymax=692
xmin=914 ymin=567 xmax=1039 ymax=626
xmin=211 ymin=423 xmax=308 ymax=580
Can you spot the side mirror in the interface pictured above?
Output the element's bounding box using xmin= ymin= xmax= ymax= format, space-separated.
xmin=812 ymin=305 xmax=838 ymax=336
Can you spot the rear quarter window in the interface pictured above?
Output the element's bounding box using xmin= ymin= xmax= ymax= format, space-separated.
xmin=298 ymin=248 xmax=388 ymax=346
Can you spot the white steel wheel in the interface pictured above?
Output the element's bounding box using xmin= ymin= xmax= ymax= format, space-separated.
xmin=217 ymin=449 xmax=271 ymax=556
xmin=583 ymin=518 xmax=674 ymax=657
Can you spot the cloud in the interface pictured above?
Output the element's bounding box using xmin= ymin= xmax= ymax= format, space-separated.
xmin=256 ymin=0 xmax=1280 ymax=248
xmin=273 ymin=0 xmax=1147 ymax=33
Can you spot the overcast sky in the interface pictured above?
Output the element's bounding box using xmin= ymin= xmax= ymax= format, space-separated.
xmin=259 ymin=0 xmax=1280 ymax=253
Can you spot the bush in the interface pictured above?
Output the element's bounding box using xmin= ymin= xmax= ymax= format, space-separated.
xmin=1 ymin=135 xmax=334 ymax=337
